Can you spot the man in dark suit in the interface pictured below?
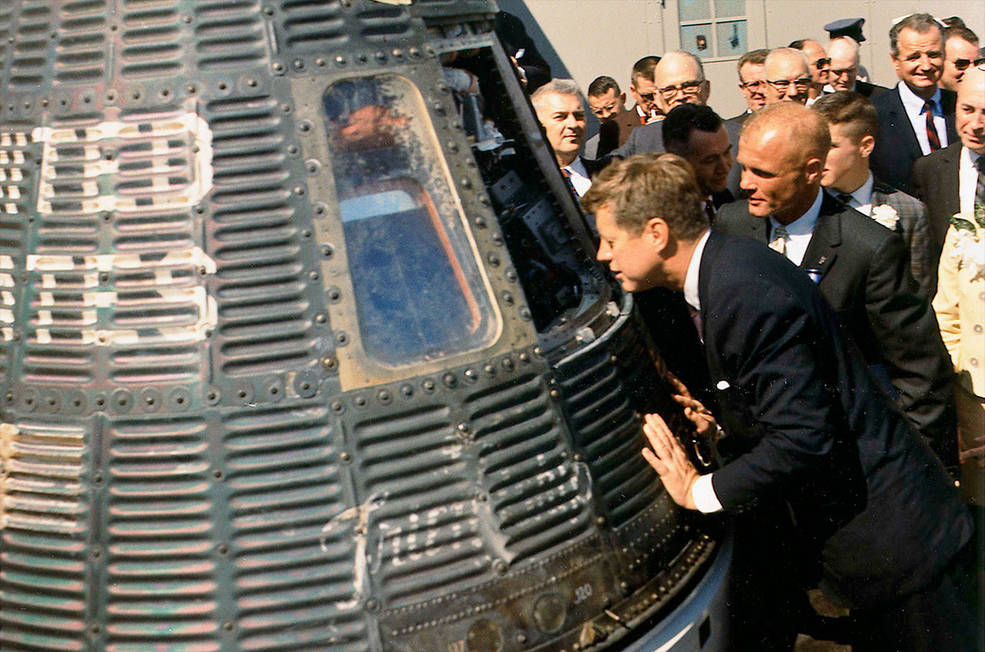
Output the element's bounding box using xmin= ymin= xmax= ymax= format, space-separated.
xmin=825 ymin=36 xmax=888 ymax=98
xmin=870 ymin=13 xmax=957 ymax=194
xmin=717 ymin=103 xmax=956 ymax=470
xmin=812 ymin=91 xmax=934 ymax=296
xmin=911 ymin=64 xmax=985 ymax=293
xmin=662 ymin=104 xmax=735 ymax=217
xmin=582 ymin=152 xmax=977 ymax=650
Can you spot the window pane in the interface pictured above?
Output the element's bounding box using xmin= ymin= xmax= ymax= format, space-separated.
xmin=715 ymin=0 xmax=745 ymax=18
xmin=679 ymin=0 xmax=711 ymax=21
xmin=323 ymin=75 xmax=498 ymax=366
xmin=716 ymin=20 xmax=747 ymax=58
xmin=681 ymin=23 xmax=714 ymax=58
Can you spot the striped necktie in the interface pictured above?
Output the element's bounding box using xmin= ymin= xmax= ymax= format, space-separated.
xmin=924 ymin=100 xmax=941 ymax=152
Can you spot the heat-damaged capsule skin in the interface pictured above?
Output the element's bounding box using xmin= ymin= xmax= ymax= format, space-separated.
xmin=0 ymin=1 xmax=729 ymax=650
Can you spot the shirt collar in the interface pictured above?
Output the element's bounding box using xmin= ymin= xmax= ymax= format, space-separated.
xmin=564 ymin=157 xmax=589 ymax=178
xmin=962 ymin=146 xmax=982 ymax=167
xmin=769 ymin=188 xmax=823 ymax=236
xmin=683 ymin=230 xmax=712 ymax=311
xmin=897 ymin=80 xmax=941 ymax=114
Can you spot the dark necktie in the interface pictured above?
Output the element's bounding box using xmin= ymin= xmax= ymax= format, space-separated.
xmin=687 ymin=304 xmax=703 ymax=343
xmin=836 ymin=192 xmax=854 ymax=207
xmin=704 ymin=200 xmax=716 ymax=223
xmin=976 ymin=156 xmax=985 ymax=213
xmin=924 ymin=100 xmax=941 ymax=152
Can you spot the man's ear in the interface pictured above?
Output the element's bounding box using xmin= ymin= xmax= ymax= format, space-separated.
xmin=804 ymin=155 xmax=824 ymax=183
xmin=699 ymin=80 xmax=711 ymax=104
xmin=645 ymin=216 xmax=669 ymax=249
xmin=619 ymin=92 xmax=627 ymax=105
xmin=859 ymin=134 xmax=875 ymax=158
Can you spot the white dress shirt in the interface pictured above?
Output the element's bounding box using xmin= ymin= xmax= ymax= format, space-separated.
xmin=563 ymin=157 xmax=593 ymax=197
xmin=959 ymin=146 xmax=982 ymax=215
xmin=897 ymin=82 xmax=949 ymax=155
xmin=768 ymin=189 xmax=824 ymax=266
xmin=680 ymin=230 xmax=724 ymax=513
xmin=829 ymin=172 xmax=875 ymax=216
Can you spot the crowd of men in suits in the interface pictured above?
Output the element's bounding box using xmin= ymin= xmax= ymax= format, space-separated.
xmin=528 ymin=11 xmax=984 ymax=651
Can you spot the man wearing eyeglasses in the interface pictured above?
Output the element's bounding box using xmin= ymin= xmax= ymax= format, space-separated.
xmin=613 ymin=51 xmax=741 ymax=196
xmin=870 ymin=13 xmax=957 ymax=195
xmin=763 ymin=48 xmax=812 ymax=105
xmin=941 ymin=25 xmax=980 ymax=92
xmin=790 ymin=39 xmax=830 ymax=106
xmin=824 ymin=37 xmax=888 ymax=98
xmin=629 ymin=55 xmax=663 ymax=125
xmin=730 ymin=48 xmax=769 ymax=124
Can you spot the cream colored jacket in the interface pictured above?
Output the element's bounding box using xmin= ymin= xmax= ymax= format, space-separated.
xmin=933 ymin=221 xmax=985 ymax=397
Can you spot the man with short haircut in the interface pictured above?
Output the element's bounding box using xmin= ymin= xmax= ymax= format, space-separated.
xmin=530 ymin=79 xmax=600 ymax=198
xmin=790 ymin=39 xmax=830 ymax=105
xmin=813 ymin=91 xmax=934 ymax=297
xmin=662 ymin=104 xmax=734 ymax=217
xmin=730 ymin=48 xmax=769 ymax=123
xmin=941 ymin=25 xmax=980 ymax=92
xmin=870 ymin=13 xmax=957 ymax=194
xmin=584 ymin=75 xmax=639 ymax=158
xmin=763 ymin=47 xmax=811 ymax=105
xmin=912 ymin=62 xmax=985 ymax=294
xmin=583 ymin=150 xmax=976 ymax=651
xmin=718 ymin=103 xmax=957 ymax=464
xmin=824 ymin=37 xmax=888 ymax=97
xmin=629 ymin=55 xmax=663 ymax=125
xmin=614 ymin=51 xmax=741 ymax=196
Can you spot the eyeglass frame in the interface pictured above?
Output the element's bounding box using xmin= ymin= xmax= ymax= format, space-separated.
xmin=739 ymin=79 xmax=766 ymax=90
xmin=813 ymin=57 xmax=831 ymax=69
xmin=766 ymin=77 xmax=812 ymax=92
xmin=949 ymin=58 xmax=974 ymax=71
xmin=657 ymin=79 xmax=705 ymax=99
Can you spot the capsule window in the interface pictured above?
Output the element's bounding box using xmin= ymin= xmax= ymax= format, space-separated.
xmin=323 ymin=75 xmax=498 ymax=367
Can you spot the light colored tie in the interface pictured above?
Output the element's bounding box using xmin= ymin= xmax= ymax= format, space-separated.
xmin=769 ymin=225 xmax=788 ymax=256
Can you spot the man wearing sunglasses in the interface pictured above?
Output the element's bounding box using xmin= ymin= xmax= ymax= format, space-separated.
xmin=941 ymin=25 xmax=979 ymax=92
xmin=763 ymin=47 xmax=812 ymax=105
xmin=790 ymin=39 xmax=830 ymax=106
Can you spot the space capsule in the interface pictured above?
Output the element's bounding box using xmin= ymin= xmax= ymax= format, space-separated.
xmin=0 ymin=1 xmax=729 ymax=650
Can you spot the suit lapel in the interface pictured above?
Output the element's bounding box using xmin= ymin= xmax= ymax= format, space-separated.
xmin=941 ymin=144 xmax=961 ymax=217
xmin=889 ymin=88 xmax=923 ymax=161
xmin=801 ymin=194 xmax=842 ymax=281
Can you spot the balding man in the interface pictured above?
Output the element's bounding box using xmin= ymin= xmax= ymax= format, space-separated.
xmin=931 ymin=64 xmax=985 ymax=506
xmin=614 ymin=51 xmax=740 ymax=195
xmin=763 ymin=47 xmax=811 ymax=105
xmin=718 ymin=103 xmax=957 ymax=466
xmin=913 ymin=62 xmax=985 ymax=288
xmin=585 ymin=150 xmax=976 ymax=651
xmin=870 ymin=13 xmax=958 ymax=194
xmin=824 ymin=37 xmax=888 ymax=97
xmin=790 ymin=39 xmax=830 ymax=104
xmin=730 ymin=48 xmax=769 ymax=123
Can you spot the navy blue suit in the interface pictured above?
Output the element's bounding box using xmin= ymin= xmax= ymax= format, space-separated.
xmin=696 ymin=232 xmax=969 ymax=607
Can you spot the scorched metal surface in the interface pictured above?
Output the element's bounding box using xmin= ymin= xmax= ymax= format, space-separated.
xmin=0 ymin=1 xmax=722 ymax=650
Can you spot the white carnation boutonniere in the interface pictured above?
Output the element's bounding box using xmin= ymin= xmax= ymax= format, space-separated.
xmin=870 ymin=204 xmax=900 ymax=231
xmin=949 ymin=209 xmax=985 ymax=280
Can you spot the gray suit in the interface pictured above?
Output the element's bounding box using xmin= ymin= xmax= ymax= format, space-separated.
xmin=841 ymin=180 xmax=935 ymax=298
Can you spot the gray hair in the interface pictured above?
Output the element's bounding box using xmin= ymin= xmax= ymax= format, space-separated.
xmin=890 ymin=13 xmax=942 ymax=58
xmin=531 ymin=78 xmax=583 ymax=110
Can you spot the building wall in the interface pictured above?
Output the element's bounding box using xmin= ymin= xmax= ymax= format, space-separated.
xmin=502 ymin=0 xmax=985 ymax=122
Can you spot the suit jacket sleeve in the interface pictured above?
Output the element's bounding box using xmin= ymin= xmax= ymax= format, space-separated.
xmin=862 ymin=230 xmax=956 ymax=464
xmin=709 ymin=278 xmax=844 ymax=508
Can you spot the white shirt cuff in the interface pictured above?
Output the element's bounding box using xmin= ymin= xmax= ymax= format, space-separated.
xmin=691 ymin=473 xmax=723 ymax=513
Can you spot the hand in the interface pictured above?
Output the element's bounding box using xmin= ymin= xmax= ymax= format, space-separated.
xmin=672 ymin=394 xmax=718 ymax=441
xmin=641 ymin=412 xmax=700 ymax=510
